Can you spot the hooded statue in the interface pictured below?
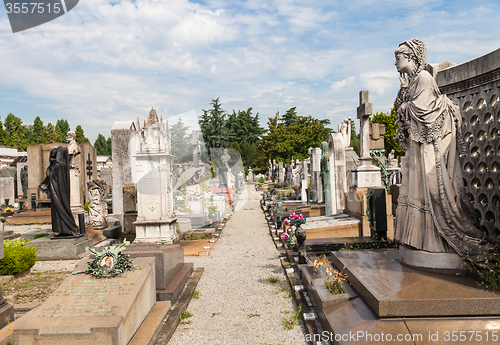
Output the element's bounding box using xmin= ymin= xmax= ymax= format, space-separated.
xmin=39 ymin=146 xmax=81 ymax=237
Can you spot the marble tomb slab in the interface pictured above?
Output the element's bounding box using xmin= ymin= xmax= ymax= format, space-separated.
xmin=13 ymin=257 xmax=156 ymax=345
xmin=331 ymin=250 xmax=500 ymax=317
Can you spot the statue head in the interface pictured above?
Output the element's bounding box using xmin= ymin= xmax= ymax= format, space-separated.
xmin=395 ymin=38 xmax=426 ymax=76
xmin=66 ymin=131 xmax=76 ymax=144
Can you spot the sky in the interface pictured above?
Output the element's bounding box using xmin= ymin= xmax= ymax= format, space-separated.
xmin=0 ymin=0 xmax=499 ymax=144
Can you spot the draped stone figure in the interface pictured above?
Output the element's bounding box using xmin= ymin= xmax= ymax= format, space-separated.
xmin=393 ymin=38 xmax=495 ymax=265
xmin=39 ymin=146 xmax=81 ymax=237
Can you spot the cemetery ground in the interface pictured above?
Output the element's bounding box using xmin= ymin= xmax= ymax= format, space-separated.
xmin=0 ymin=185 xmax=307 ymax=345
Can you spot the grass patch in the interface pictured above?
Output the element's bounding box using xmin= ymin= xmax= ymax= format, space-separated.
xmin=247 ymin=313 xmax=261 ymax=318
xmin=192 ymin=290 xmax=201 ymax=299
xmin=179 ymin=310 xmax=193 ymax=324
xmin=211 ymin=312 xmax=221 ymax=318
xmin=266 ymin=276 xmax=279 ymax=284
xmin=281 ymin=306 xmax=301 ymax=330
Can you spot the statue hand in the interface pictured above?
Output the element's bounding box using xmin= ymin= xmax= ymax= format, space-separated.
xmin=399 ymin=73 xmax=409 ymax=88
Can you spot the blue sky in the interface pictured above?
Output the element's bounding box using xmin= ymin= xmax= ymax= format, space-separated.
xmin=0 ymin=0 xmax=499 ymax=143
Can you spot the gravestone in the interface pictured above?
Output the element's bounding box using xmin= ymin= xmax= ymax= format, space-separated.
xmin=111 ymin=121 xmax=136 ymax=216
xmin=309 ymin=148 xmax=323 ymax=203
xmin=300 ymin=160 xmax=309 ymax=201
xmin=277 ymin=161 xmax=284 ymax=185
xmin=133 ymin=109 xmax=177 ymax=244
xmin=351 ymin=91 xmax=382 ymax=187
xmin=369 ymin=123 xmax=386 ymax=150
xmin=0 ymin=177 xmax=14 ymax=205
xmin=325 ymin=133 xmax=347 ymax=215
xmin=337 ymin=118 xmax=352 ymax=148
xmin=66 ymin=131 xmax=83 ymax=215
xmin=13 ymin=257 xmax=156 ymax=345
xmin=87 ymin=179 xmax=108 ymax=230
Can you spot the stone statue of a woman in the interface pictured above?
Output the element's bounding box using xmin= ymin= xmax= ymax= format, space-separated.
xmin=393 ymin=38 xmax=495 ymax=265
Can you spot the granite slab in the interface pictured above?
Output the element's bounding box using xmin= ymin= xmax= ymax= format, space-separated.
xmin=331 ymin=250 xmax=500 ymax=317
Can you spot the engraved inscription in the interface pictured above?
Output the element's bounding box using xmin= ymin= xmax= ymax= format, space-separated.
xmin=38 ymin=279 xmax=133 ymax=318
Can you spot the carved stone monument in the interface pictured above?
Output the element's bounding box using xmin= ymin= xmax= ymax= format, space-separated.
xmin=87 ymin=179 xmax=108 ymax=230
xmin=393 ymin=38 xmax=495 ymax=268
xmin=351 ymin=91 xmax=382 ymax=188
xmin=66 ymin=131 xmax=84 ymax=217
xmin=309 ymin=148 xmax=322 ymax=203
xmin=325 ymin=133 xmax=347 ymax=215
xmin=133 ymin=109 xmax=177 ymax=244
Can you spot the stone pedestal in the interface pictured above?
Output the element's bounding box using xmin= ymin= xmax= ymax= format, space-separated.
xmin=26 ymin=235 xmax=93 ymax=259
xmin=351 ymin=161 xmax=381 ymax=188
xmin=124 ymin=243 xmax=189 ymax=301
xmin=399 ymin=244 xmax=466 ymax=273
xmin=309 ymin=148 xmax=322 ymax=203
xmin=70 ymin=166 xmax=85 ymax=218
xmin=13 ymin=257 xmax=156 ymax=345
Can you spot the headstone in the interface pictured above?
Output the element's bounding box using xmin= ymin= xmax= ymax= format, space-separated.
xmin=325 ymin=133 xmax=347 ymax=215
xmin=133 ymin=109 xmax=177 ymax=244
xmin=309 ymin=148 xmax=323 ymax=203
xmin=87 ymin=179 xmax=108 ymax=230
xmin=99 ymin=167 xmax=112 ymax=187
xmin=300 ymin=160 xmax=308 ymax=201
xmin=351 ymin=90 xmax=382 ymax=187
xmin=285 ymin=163 xmax=291 ymax=186
xmin=277 ymin=161 xmax=284 ymax=185
xmin=111 ymin=121 xmax=136 ymax=215
xmin=0 ymin=177 xmax=14 ymax=205
xmin=13 ymin=257 xmax=157 ymax=345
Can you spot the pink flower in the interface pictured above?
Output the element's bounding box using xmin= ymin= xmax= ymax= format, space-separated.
xmin=281 ymin=233 xmax=290 ymax=240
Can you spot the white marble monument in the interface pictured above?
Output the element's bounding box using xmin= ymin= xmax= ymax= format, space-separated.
xmin=133 ymin=109 xmax=177 ymax=244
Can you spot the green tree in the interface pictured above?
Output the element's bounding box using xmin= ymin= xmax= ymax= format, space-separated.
xmin=4 ymin=113 xmax=17 ymax=137
xmin=75 ymin=125 xmax=89 ymax=144
xmin=170 ymin=118 xmax=191 ymax=163
xmin=94 ymin=134 xmax=110 ymax=155
xmin=258 ymin=109 xmax=331 ymax=166
xmin=350 ymin=120 xmax=360 ymax=155
xmin=46 ymin=123 xmax=58 ymax=143
xmin=56 ymin=119 xmax=70 ymax=139
xmin=199 ymin=97 xmax=229 ymax=155
xmin=0 ymin=119 xmax=8 ymax=146
xmin=54 ymin=124 xmax=63 ymax=143
xmin=32 ymin=116 xmax=47 ymax=144
xmin=371 ymin=108 xmax=403 ymax=156
xmin=106 ymin=137 xmax=112 ymax=156
xmin=8 ymin=116 xmax=28 ymax=150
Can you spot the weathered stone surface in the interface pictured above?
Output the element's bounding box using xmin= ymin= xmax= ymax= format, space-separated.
xmin=331 ymin=250 xmax=500 ymax=318
xmin=301 ymin=215 xmax=360 ymax=239
xmin=111 ymin=121 xmax=136 ymax=215
xmin=0 ymin=177 xmax=14 ymax=205
xmin=123 ymin=243 xmax=184 ymax=291
xmin=13 ymin=257 xmax=156 ymax=345
xmin=26 ymin=235 xmax=93 ymax=259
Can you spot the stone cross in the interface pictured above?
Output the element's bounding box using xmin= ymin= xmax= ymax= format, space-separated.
xmin=86 ymin=153 xmax=93 ymax=179
xmin=357 ymin=90 xmax=373 ymax=160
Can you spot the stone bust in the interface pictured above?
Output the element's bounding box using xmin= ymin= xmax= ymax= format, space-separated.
xmin=66 ymin=131 xmax=80 ymax=166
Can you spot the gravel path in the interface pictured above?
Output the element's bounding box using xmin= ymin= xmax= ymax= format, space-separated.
xmin=169 ymin=185 xmax=307 ymax=345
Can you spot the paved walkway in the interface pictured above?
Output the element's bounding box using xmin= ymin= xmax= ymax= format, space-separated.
xmin=169 ymin=185 xmax=306 ymax=345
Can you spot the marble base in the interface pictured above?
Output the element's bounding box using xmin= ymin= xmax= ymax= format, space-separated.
xmin=134 ymin=219 xmax=179 ymax=244
xmin=399 ymin=244 xmax=467 ymax=272
xmin=351 ymin=161 xmax=381 ymax=188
